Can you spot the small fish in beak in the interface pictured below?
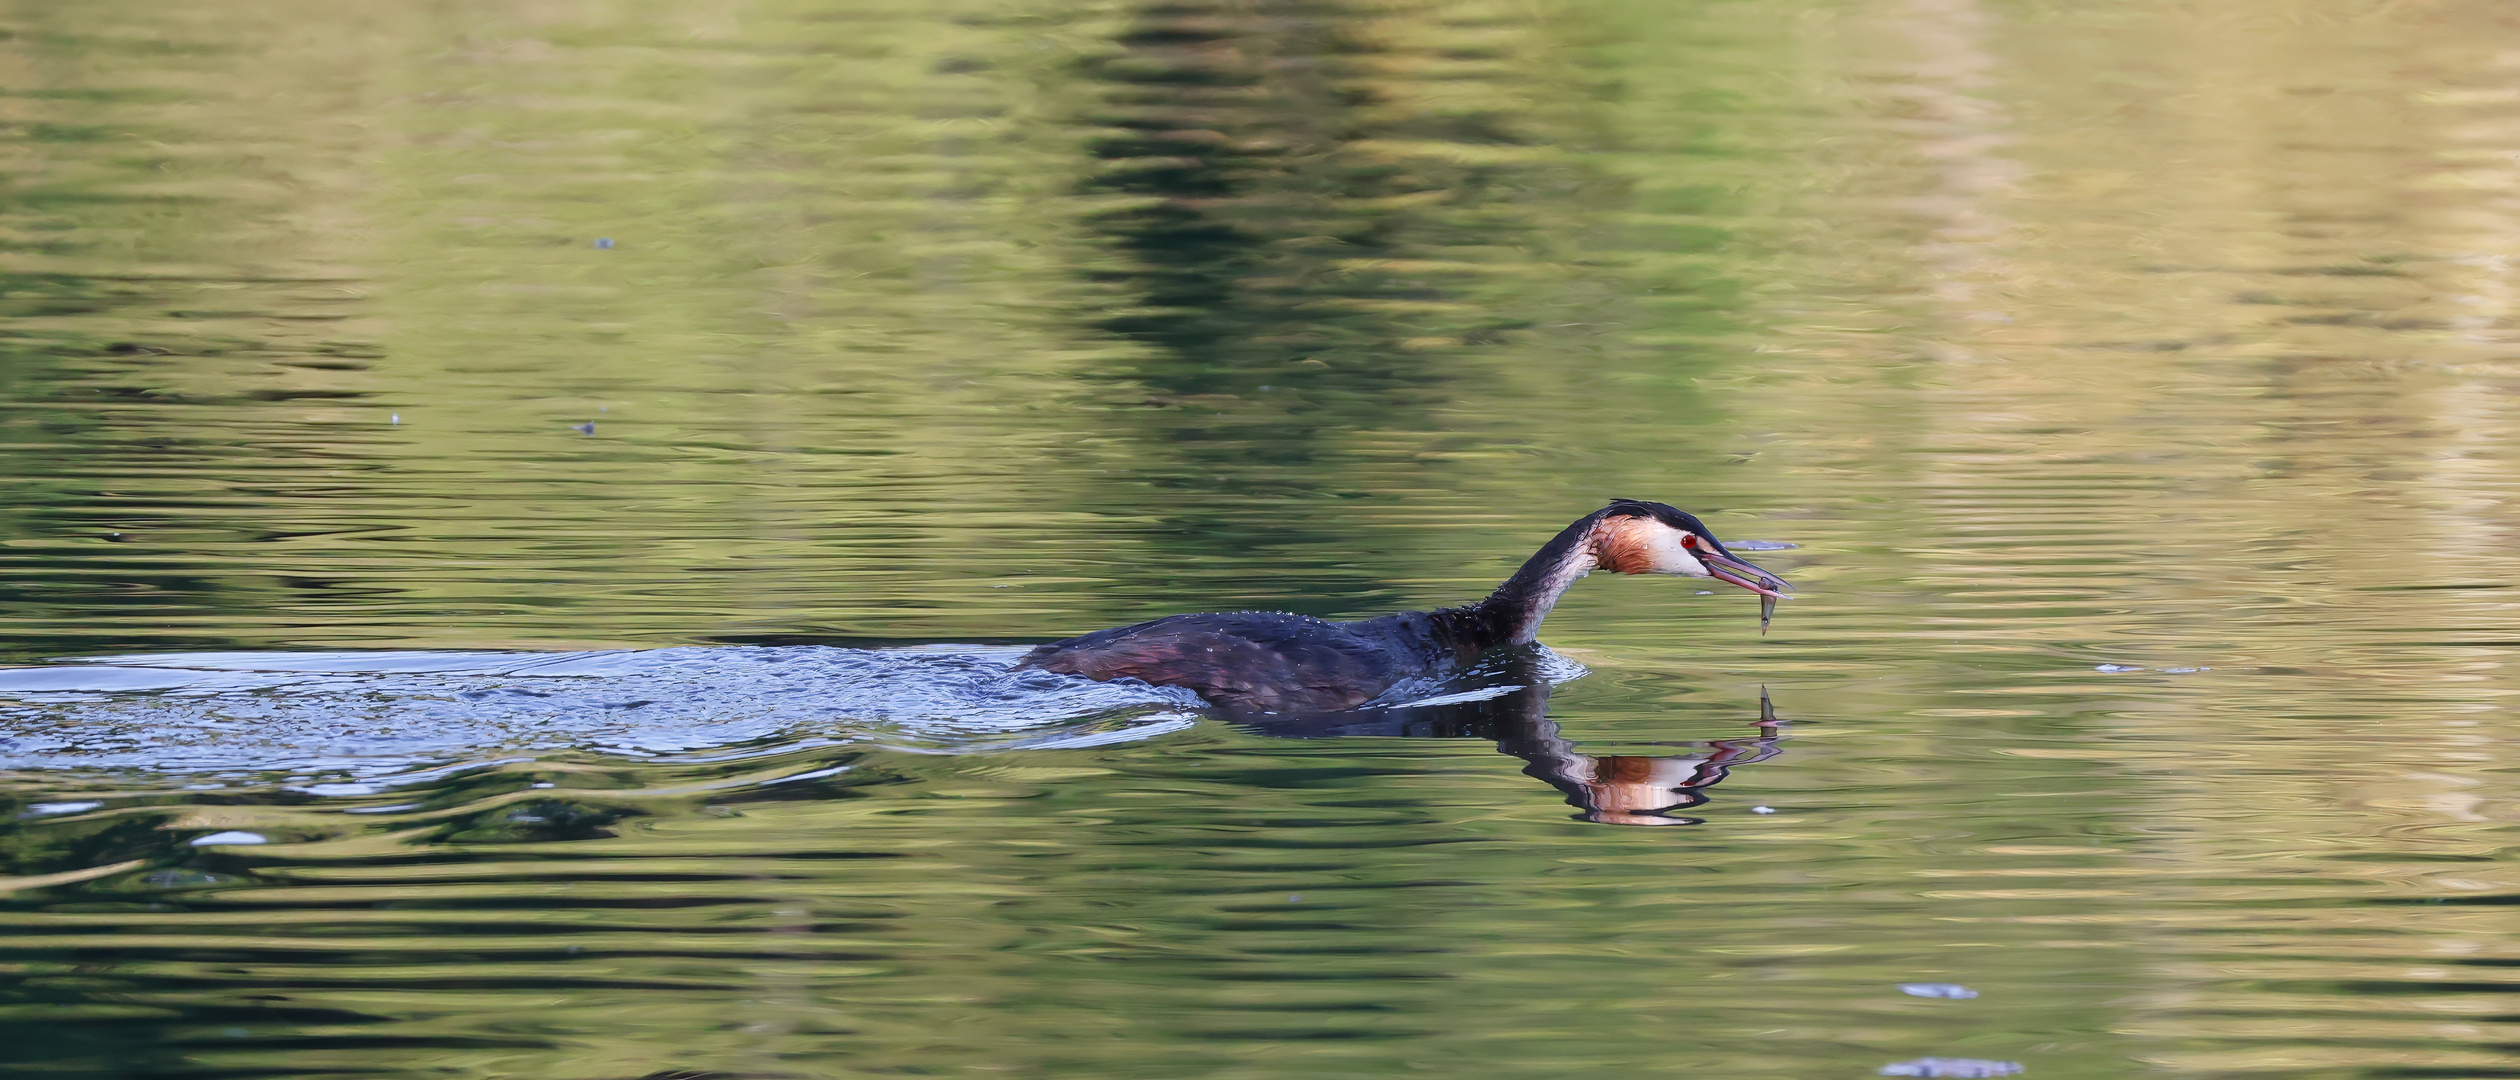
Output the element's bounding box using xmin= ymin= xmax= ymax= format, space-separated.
xmin=1695 ymin=544 xmax=1790 ymax=599
xmin=1687 ymin=537 xmax=1789 ymax=636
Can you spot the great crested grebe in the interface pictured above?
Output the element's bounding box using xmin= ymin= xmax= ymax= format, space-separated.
xmin=1016 ymin=499 xmax=1791 ymax=714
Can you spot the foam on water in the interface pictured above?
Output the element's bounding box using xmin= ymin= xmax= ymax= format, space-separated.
xmin=0 ymin=646 xmax=1209 ymax=777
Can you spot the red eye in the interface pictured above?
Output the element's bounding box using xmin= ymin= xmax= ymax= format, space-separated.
xmin=1679 ymin=533 xmax=1699 ymax=549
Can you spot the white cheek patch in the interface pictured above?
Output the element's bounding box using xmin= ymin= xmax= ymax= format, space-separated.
xmin=1645 ymin=529 xmax=1710 ymax=577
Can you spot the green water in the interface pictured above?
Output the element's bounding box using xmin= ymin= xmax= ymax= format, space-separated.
xmin=2 ymin=0 xmax=2517 ymax=1076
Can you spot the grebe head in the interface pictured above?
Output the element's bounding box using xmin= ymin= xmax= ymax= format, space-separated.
xmin=1593 ymin=499 xmax=1791 ymax=598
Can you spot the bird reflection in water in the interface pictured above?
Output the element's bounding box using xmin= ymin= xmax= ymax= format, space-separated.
xmin=1231 ymin=651 xmax=1785 ymax=826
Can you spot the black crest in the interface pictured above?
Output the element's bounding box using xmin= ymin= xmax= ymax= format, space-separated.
xmin=1601 ymin=498 xmax=1744 ymax=559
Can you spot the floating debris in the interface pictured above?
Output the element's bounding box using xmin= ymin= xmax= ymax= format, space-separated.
xmin=2094 ymin=664 xmax=2142 ymax=673
xmin=572 ymin=422 xmax=595 ymax=435
xmin=1751 ymin=805 xmax=1777 ymax=814
xmin=1878 ymin=1059 xmax=2022 ymax=1078
xmin=189 ymin=831 xmax=268 ymax=847
xmin=1760 ymin=593 xmax=1777 ymax=635
xmin=1898 ymin=983 xmax=1978 ymax=999
xmin=2160 ymin=666 xmax=2209 ymax=674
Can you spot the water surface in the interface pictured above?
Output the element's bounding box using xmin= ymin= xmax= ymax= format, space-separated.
xmin=2 ymin=0 xmax=2517 ymax=1077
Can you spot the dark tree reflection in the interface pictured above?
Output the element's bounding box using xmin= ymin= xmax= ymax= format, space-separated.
xmin=1074 ymin=0 xmax=1597 ymax=430
xmin=1068 ymin=0 xmax=1614 ymax=609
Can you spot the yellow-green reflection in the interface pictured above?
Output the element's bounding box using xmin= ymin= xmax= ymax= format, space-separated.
xmin=0 ymin=0 xmax=2516 ymax=1077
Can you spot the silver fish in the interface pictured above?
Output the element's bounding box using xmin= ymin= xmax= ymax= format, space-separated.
xmin=1759 ymin=592 xmax=1776 ymax=635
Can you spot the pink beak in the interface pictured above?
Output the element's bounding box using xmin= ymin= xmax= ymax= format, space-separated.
xmin=1700 ymin=546 xmax=1791 ymax=599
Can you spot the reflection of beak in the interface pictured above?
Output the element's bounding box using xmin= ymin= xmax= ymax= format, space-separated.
xmin=1584 ymin=809 xmax=1703 ymax=827
xmin=1701 ymin=546 xmax=1791 ymax=599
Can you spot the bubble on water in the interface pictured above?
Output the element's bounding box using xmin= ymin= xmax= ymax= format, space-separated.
xmin=190 ymin=831 xmax=268 ymax=847
xmin=594 ymin=237 xmax=615 ymax=249
xmin=1878 ymin=1059 xmax=2022 ymax=1078
xmin=1898 ymin=983 xmax=1978 ymax=999
xmin=2095 ymin=664 xmax=2142 ymax=673
xmin=1751 ymin=806 xmax=1777 ymax=814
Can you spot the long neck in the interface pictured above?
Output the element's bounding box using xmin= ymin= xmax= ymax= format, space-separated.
xmin=1437 ymin=511 xmax=1613 ymax=653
